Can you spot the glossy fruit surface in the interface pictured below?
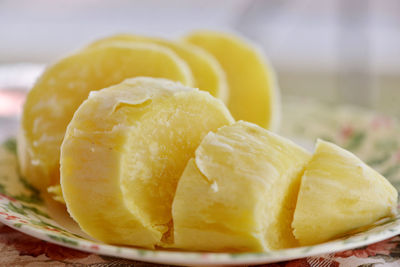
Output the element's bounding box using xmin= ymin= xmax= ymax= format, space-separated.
xmin=292 ymin=140 xmax=398 ymax=246
xmin=61 ymin=77 xmax=233 ymax=248
xmin=172 ymin=121 xmax=310 ymax=251
xmin=19 ymin=43 xmax=193 ymax=190
xmin=184 ymin=30 xmax=280 ymax=130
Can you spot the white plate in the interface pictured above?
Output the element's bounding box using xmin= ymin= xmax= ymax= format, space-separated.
xmin=1 ymin=98 xmax=400 ymax=266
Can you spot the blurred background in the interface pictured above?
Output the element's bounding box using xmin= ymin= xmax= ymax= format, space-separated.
xmin=0 ymin=0 xmax=399 ymax=127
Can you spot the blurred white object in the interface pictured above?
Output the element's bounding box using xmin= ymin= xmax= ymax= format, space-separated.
xmin=0 ymin=64 xmax=43 ymax=141
xmin=0 ymin=64 xmax=44 ymax=89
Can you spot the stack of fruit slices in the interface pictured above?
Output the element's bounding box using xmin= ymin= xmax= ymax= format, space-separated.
xmin=19 ymin=30 xmax=279 ymax=194
xmin=17 ymin=30 xmax=397 ymax=252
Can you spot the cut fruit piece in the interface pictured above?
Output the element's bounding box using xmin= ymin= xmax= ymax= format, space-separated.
xmin=183 ymin=30 xmax=280 ymax=130
xmin=18 ymin=42 xmax=193 ymax=191
xmin=60 ymin=77 xmax=234 ymax=248
xmin=172 ymin=121 xmax=311 ymax=252
xmin=292 ymin=140 xmax=398 ymax=246
xmin=48 ymin=185 xmax=65 ymax=203
xmin=87 ymin=34 xmax=229 ymax=103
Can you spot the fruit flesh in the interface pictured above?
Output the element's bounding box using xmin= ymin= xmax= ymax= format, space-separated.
xmin=47 ymin=185 xmax=65 ymax=203
xmin=61 ymin=77 xmax=234 ymax=248
xmin=19 ymin=43 xmax=193 ymax=190
xmin=88 ymin=34 xmax=229 ymax=103
xmin=183 ymin=30 xmax=280 ymax=130
xmin=172 ymin=121 xmax=310 ymax=251
xmin=292 ymin=140 xmax=398 ymax=246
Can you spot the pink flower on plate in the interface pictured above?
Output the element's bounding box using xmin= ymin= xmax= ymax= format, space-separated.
xmin=5 ymin=215 xmax=20 ymax=221
xmin=0 ymin=193 xmax=17 ymax=202
xmin=0 ymin=212 xmax=20 ymax=221
xmin=43 ymin=226 xmax=62 ymax=233
xmin=335 ymin=237 xmax=397 ymax=258
xmin=90 ymin=244 xmax=100 ymax=251
xmin=201 ymin=253 xmax=209 ymax=259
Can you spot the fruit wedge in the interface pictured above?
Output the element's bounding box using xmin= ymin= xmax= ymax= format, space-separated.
xmin=172 ymin=121 xmax=310 ymax=251
xmin=47 ymin=185 xmax=65 ymax=203
xmin=87 ymin=34 xmax=229 ymax=103
xmin=183 ymin=30 xmax=280 ymax=130
xmin=60 ymin=77 xmax=234 ymax=248
xmin=18 ymin=42 xmax=193 ymax=191
xmin=292 ymin=140 xmax=398 ymax=246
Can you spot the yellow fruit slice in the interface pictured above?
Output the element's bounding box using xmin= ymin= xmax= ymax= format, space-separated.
xmin=172 ymin=121 xmax=310 ymax=251
xmin=292 ymin=140 xmax=398 ymax=246
xmin=18 ymin=42 xmax=193 ymax=191
xmin=183 ymin=30 xmax=280 ymax=130
xmin=47 ymin=185 xmax=65 ymax=203
xmin=61 ymin=77 xmax=234 ymax=248
xmin=87 ymin=34 xmax=229 ymax=103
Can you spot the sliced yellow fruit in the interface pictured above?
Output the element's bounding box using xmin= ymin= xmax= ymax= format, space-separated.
xmin=47 ymin=185 xmax=65 ymax=203
xmin=172 ymin=121 xmax=310 ymax=251
xmin=18 ymin=42 xmax=193 ymax=191
xmin=183 ymin=30 xmax=280 ymax=130
xmin=87 ymin=34 xmax=229 ymax=103
xmin=292 ymin=140 xmax=398 ymax=246
xmin=60 ymin=77 xmax=234 ymax=248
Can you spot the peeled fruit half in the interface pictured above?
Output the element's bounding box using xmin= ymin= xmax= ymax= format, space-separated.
xmin=87 ymin=34 xmax=229 ymax=103
xmin=172 ymin=121 xmax=311 ymax=251
xmin=183 ymin=30 xmax=280 ymax=130
xmin=18 ymin=42 xmax=193 ymax=191
xmin=292 ymin=140 xmax=398 ymax=246
xmin=60 ymin=77 xmax=234 ymax=248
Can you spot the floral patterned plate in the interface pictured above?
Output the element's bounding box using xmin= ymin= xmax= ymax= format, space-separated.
xmin=1 ymin=97 xmax=400 ymax=266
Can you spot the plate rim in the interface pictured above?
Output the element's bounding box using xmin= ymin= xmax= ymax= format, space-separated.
xmin=1 ymin=197 xmax=400 ymax=266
